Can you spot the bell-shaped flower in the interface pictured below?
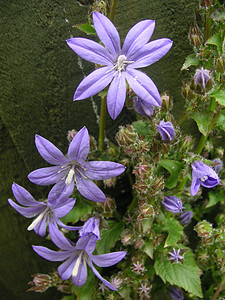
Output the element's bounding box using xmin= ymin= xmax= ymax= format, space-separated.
xmin=156 ymin=120 xmax=175 ymax=141
xmin=133 ymin=96 xmax=155 ymax=117
xmin=179 ymin=211 xmax=193 ymax=225
xmin=191 ymin=161 xmax=220 ymax=196
xmin=28 ymin=126 xmax=125 ymax=202
xmin=33 ymin=224 xmax=126 ymax=290
xmin=66 ymin=12 xmax=172 ymax=119
xmin=162 ymin=196 xmax=184 ymax=214
xmin=8 ymin=183 xmax=81 ymax=237
xmin=79 ymin=216 xmax=100 ymax=240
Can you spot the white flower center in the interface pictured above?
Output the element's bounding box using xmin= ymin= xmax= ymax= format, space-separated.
xmin=27 ymin=207 xmax=51 ymax=231
xmin=201 ymin=175 xmax=208 ymax=182
xmin=72 ymin=250 xmax=87 ymax=278
xmin=58 ymin=161 xmax=87 ymax=185
xmin=107 ymin=55 xmax=134 ymax=78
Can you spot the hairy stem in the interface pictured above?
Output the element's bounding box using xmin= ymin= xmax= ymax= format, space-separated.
xmin=212 ymin=283 xmax=222 ymax=300
xmin=98 ymin=96 xmax=107 ymax=151
xmin=109 ymin=0 xmax=117 ymax=21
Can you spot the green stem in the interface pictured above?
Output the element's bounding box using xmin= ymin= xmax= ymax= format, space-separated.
xmin=177 ymin=108 xmax=191 ymax=126
xmin=109 ymin=0 xmax=117 ymax=21
xmin=98 ymin=96 xmax=107 ymax=151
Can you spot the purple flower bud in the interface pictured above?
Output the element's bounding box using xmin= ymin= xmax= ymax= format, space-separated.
xmin=156 ymin=120 xmax=175 ymax=141
xmin=133 ymin=96 xmax=155 ymax=117
xmin=169 ymin=287 xmax=184 ymax=300
xmin=79 ymin=217 xmax=100 ymax=240
xmin=191 ymin=161 xmax=220 ymax=196
xmin=212 ymin=158 xmax=223 ymax=174
xmin=162 ymin=196 xmax=184 ymax=214
xmin=194 ymin=67 xmax=210 ymax=89
xmin=179 ymin=211 xmax=193 ymax=225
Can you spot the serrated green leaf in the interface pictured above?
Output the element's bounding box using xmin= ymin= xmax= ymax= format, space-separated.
xmin=215 ymin=112 xmax=225 ymax=131
xmin=206 ymin=191 xmax=224 ymax=208
xmin=96 ymin=220 xmax=124 ymax=254
xmin=210 ymin=89 xmax=225 ymax=106
xmin=143 ymin=240 xmax=153 ymax=259
xmin=181 ymin=54 xmax=200 ymax=70
xmin=72 ymin=270 xmax=95 ymax=300
xmin=154 ymin=250 xmax=203 ymax=297
xmin=75 ymin=23 xmax=96 ymax=35
xmin=162 ymin=218 xmax=183 ymax=247
xmin=191 ymin=111 xmax=214 ymax=136
xmin=61 ymin=199 xmax=94 ymax=224
xmin=206 ymin=33 xmax=222 ymax=55
xmin=133 ymin=120 xmax=153 ymax=140
xmin=159 ymin=159 xmax=184 ymax=189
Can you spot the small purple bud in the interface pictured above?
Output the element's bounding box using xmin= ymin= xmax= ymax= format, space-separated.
xmin=194 ymin=67 xmax=210 ymax=89
xmin=79 ymin=217 xmax=100 ymax=240
xmin=212 ymin=158 xmax=223 ymax=174
xmin=162 ymin=196 xmax=184 ymax=214
xmin=156 ymin=120 xmax=175 ymax=141
xmin=133 ymin=96 xmax=155 ymax=117
xmin=169 ymin=287 xmax=184 ymax=300
xmin=179 ymin=211 xmax=193 ymax=225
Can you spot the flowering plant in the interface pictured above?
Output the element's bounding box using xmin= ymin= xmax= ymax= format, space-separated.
xmin=8 ymin=1 xmax=225 ymax=299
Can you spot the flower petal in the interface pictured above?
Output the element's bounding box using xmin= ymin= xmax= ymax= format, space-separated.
xmin=122 ymin=19 xmax=155 ymax=59
xmin=28 ymin=166 xmax=64 ymax=185
xmin=74 ymin=66 xmax=114 ymax=100
xmin=33 ymin=216 xmax=47 ymax=237
xmin=131 ymin=38 xmax=173 ymax=68
xmin=92 ymin=12 xmax=121 ymax=60
xmin=50 ymin=197 xmax=76 ymax=218
xmin=11 ymin=183 xmax=38 ymax=206
xmin=57 ymin=219 xmax=82 ymax=231
xmin=106 ymin=73 xmax=126 ymax=119
xmin=83 ymin=161 xmax=125 ymax=180
xmin=8 ymin=199 xmax=43 ymax=218
xmin=191 ymin=174 xmax=201 ymax=196
xmin=49 ymin=223 xmax=74 ymax=250
xmin=91 ymin=251 xmax=126 ymax=267
xmin=66 ymin=38 xmax=113 ymax=65
xmin=88 ymin=261 xmax=117 ymax=291
xmin=71 ymin=258 xmax=88 ymax=287
xmin=35 ymin=135 xmax=68 ymax=165
xmin=76 ymin=175 xmax=106 ymax=202
xmin=48 ymin=180 xmax=75 ymax=204
xmin=58 ymin=255 xmax=77 ymax=280
xmin=76 ymin=235 xmax=97 ymax=254
xmin=32 ymin=246 xmax=72 ymax=261
xmin=67 ymin=126 xmax=89 ymax=162
xmin=126 ymin=68 xmax=161 ymax=106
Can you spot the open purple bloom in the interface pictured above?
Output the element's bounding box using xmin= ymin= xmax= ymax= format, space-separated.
xmin=133 ymin=96 xmax=155 ymax=117
xmin=8 ymin=183 xmax=81 ymax=237
xmin=67 ymin=12 xmax=172 ymax=119
xmin=194 ymin=67 xmax=210 ymax=89
xmin=179 ymin=211 xmax=193 ymax=225
xmin=169 ymin=248 xmax=183 ymax=263
xmin=156 ymin=120 xmax=175 ymax=141
xmin=28 ymin=126 xmax=125 ymax=202
xmin=162 ymin=196 xmax=184 ymax=214
xmin=33 ymin=224 xmax=126 ymax=290
xmin=169 ymin=287 xmax=184 ymax=300
xmin=191 ymin=161 xmax=220 ymax=196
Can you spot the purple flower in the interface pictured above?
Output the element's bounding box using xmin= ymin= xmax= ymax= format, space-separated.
xmin=162 ymin=196 xmax=184 ymax=214
xmin=8 ymin=183 xmax=81 ymax=237
xmin=33 ymin=224 xmax=126 ymax=290
xmin=133 ymin=96 xmax=155 ymax=117
xmin=191 ymin=161 xmax=220 ymax=196
xmin=169 ymin=287 xmax=184 ymax=300
xmin=169 ymin=248 xmax=183 ymax=263
xmin=179 ymin=211 xmax=193 ymax=225
xmin=28 ymin=127 xmax=125 ymax=202
xmin=156 ymin=120 xmax=175 ymax=141
xmin=67 ymin=12 xmax=172 ymax=119
xmin=79 ymin=217 xmax=100 ymax=240
xmin=194 ymin=67 xmax=210 ymax=89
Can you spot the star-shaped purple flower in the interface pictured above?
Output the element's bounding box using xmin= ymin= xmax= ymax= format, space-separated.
xmin=191 ymin=161 xmax=220 ymax=196
xmin=33 ymin=223 xmax=126 ymax=290
xmin=28 ymin=126 xmax=125 ymax=202
xmin=169 ymin=248 xmax=183 ymax=263
xmin=67 ymin=12 xmax=173 ymax=119
xmin=8 ymin=183 xmax=81 ymax=237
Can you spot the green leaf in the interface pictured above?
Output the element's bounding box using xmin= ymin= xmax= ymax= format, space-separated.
xmin=206 ymin=191 xmax=224 ymax=208
xmin=162 ymin=218 xmax=183 ymax=247
xmin=191 ymin=111 xmax=214 ymax=136
xmin=154 ymin=250 xmax=203 ymax=297
xmin=210 ymin=89 xmax=225 ymax=106
xmin=96 ymin=220 xmax=124 ymax=254
xmin=143 ymin=239 xmax=153 ymax=259
xmin=61 ymin=198 xmax=94 ymax=224
xmin=215 ymin=112 xmax=225 ymax=131
xmin=74 ymin=23 xmax=96 ymax=35
xmin=159 ymin=159 xmax=184 ymax=189
xmin=61 ymin=296 xmax=76 ymax=300
xmin=181 ymin=54 xmax=200 ymax=70
xmin=72 ymin=270 xmax=96 ymax=300
xmin=133 ymin=120 xmax=153 ymax=140
xmin=206 ymin=33 xmax=222 ymax=55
